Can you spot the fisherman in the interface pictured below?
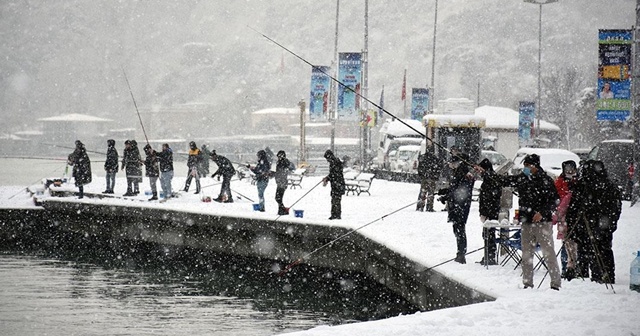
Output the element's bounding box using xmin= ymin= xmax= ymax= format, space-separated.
xmin=143 ymin=144 xmax=160 ymax=201
xmin=248 ymin=149 xmax=271 ymax=212
xmin=103 ymin=139 xmax=118 ymax=194
xmin=210 ymin=150 xmax=236 ymax=202
xmin=322 ymin=150 xmax=345 ymax=220
xmin=68 ymin=140 xmax=92 ymax=199
xmin=274 ymin=150 xmax=295 ymax=215
xmin=122 ymin=139 xmax=142 ymax=196
xmin=183 ymin=141 xmax=203 ymax=194
xmin=157 ymin=143 xmax=174 ymax=202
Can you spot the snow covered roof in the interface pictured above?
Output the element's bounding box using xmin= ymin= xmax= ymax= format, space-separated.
xmin=423 ymin=114 xmax=486 ymax=128
xmin=252 ymin=107 xmax=300 ymax=115
xmin=37 ymin=113 xmax=113 ymax=122
xmin=475 ymin=105 xmax=560 ymax=132
xmin=381 ymin=119 xmax=423 ymax=137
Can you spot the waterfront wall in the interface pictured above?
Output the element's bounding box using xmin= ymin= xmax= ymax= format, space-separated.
xmin=1 ymin=201 xmax=494 ymax=310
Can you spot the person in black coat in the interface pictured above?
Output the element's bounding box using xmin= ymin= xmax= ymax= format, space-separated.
xmin=157 ymin=143 xmax=174 ymax=201
xmin=275 ymin=150 xmax=295 ymax=215
xmin=322 ymin=150 xmax=345 ymax=220
xmin=566 ymin=160 xmax=622 ymax=284
xmin=68 ymin=140 xmax=92 ymax=199
xmin=143 ymin=144 xmax=160 ymax=201
xmin=416 ymin=145 xmax=443 ymax=212
xmin=476 ymin=158 xmax=504 ymax=265
xmin=103 ymin=139 xmax=118 ymax=194
xmin=122 ymin=140 xmax=142 ymax=196
xmin=210 ymin=150 xmax=236 ymax=202
xmin=438 ymin=153 xmax=474 ymax=264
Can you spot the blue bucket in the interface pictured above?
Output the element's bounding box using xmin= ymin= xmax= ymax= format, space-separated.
xmin=294 ymin=210 xmax=304 ymax=218
xmin=252 ymin=204 xmax=261 ymax=211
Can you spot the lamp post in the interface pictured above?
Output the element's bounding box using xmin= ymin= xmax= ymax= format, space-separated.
xmin=299 ymin=99 xmax=306 ymax=164
xmin=429 ymin=0 xmax=438 ymax=114
xmin=524 ymin=0 xmax=557 ymax=139
xmin=329 ymin=0 xmax=340 ymax=153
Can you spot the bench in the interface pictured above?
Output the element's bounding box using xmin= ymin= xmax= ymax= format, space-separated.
xmin=344 ymin=171 xmax=360 ymax=196
xmin=287 ymin=168 xmax=306 ymax=189
xmin=353 ymin=173 xmax=375 ymax=196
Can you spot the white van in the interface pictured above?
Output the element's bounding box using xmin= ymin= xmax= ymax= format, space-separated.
xmin=376 ymin=119 xmax=423 ymax=169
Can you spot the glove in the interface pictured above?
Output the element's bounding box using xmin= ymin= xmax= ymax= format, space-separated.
xmin=438 ymin=196 xmax=448 ymax=205
xmin=437 ymin=188 xmax=449 ymax=196
xmin=210 ymin=174 xmax=216 ymax=178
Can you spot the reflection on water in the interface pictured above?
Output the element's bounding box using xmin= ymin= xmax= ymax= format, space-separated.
xmin=0 ymin=226 xmax=418 ymax=336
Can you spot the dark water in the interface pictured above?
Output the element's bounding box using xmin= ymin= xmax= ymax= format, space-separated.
xmin=0 ymin=222 xmax=418 ymax=336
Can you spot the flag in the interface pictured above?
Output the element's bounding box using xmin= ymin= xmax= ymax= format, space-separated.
xmin=401 ymin=70 xmax=406 ymax=101
xmin=378 ymin=85 xmax=385 ymax=124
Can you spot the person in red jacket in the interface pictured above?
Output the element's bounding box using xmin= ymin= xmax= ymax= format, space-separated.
xmin=553 ymin=160 xmax=578 ymax=280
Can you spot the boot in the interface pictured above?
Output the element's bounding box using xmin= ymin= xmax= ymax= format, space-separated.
xmin=454 ymin=253 xmax=466 ymax=264
xmin=123 ymin=186 xmax=133 ymax=196
xmin=133 ymin=182 xmax=139 ymax=195
xmin=148 ymin=192 xmax=158 ymax=201
xmin=194 ymin=180 xmax=201 ymax=194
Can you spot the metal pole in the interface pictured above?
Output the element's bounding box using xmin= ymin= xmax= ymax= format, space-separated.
xmin=330 ymin=0 xmax=340 ymax=153
xmin=299 ymin=99 xmax=306 ymax=164
xmin=430 ymin=0 xmax=438 ymax=113
xmin=362 ymin=0 xmax=369 ymax=170
xmin=632 ymin=0 xmax=640 ymax=205
xmin=537 ymin=3 xmax=542 ymax=138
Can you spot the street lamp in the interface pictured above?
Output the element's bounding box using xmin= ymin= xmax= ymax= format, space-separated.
xmin=524 ymin=0 xmax=558 ymax=140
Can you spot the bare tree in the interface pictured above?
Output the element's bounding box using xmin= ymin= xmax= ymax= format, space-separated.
xmin=541 ymin=67 xmax=585 ymax=149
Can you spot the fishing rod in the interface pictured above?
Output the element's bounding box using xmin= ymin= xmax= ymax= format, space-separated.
xmin=278 ymin=200 xmax=418 ymax=276
xmin=273 ymin=179 xmax=323 ymax=222
xmin=43 ymin=143 xmax=107 ymax=156
xmin=7 ymin=163 xmax=67 ymax=199
xmin=422 ymin=246 xmax=484 ymax=272
xmin=248 ymin=26 xmax=436 ymax=148
xmin=122 ymin=67 xmax=150 ymax=146
xmin=0 ymin=155 xmax=106 ymax=163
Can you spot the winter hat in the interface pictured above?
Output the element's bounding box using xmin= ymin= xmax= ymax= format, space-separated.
xmin=189 ymin=141 xmax=197 ymax=149
xmin=479 ymin=158 xmax=493 ymax=172
xmin=107 ymin=139 xmax=115 ymax=147
xmin=277 ymin=150 xmax=286 ymax=158
xmin=209 ymin=150 xmax=217 ymax=157
xmin=561 ymin=160 xmax=577 ymax=173
xmin=75 ymin=140 xmax=83 ymax=148
xmin=125 ymin=140 xmax=131 ymax=145
xmin=144 ymin=144 xmax=152 ymax=152
xmin=523 ymin=154 xmax=540 ymax=167
xmin=324 ymin=149 xmax=334 ymax=159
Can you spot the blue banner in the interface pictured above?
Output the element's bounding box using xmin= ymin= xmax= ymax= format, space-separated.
xmin=309 ymin=66 xmax=331 ymax=121
xmin=597 ymin=29 xmax=632 ymax=121
xmin=518 ymin=101 xmax=535 ymax=146
xmin=410 ymin=88 xmax=429 ymax=121
xmin=337 ymin=52 xmax=362 ymax=120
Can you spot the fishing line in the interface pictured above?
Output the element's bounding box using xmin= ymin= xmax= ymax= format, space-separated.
xmin=7 ymin=163 xmax=67 ymax=199
xmin=422 ymin=246 xmax=484 ymax=272
xmin=278 ymin=200 xmax=418 ymax=276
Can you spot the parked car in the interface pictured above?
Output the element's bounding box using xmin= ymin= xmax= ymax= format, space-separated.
xmin=588 ymin=139 xmax=634 ymax=200
xmin=480 ymin=150 xmax=509 ymax=173
xmin=509 ymin=147 xmax=580 ymax=180
xmin=570 ymin=148 xmax=591 ymax=162
xmin=390 ymin=145 xmax=421 ymax=173
xmin=378 ymin=137 xmax=423 ymax=170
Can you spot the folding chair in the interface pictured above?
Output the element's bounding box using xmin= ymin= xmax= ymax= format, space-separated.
xmin=499 ymin=228 xmax=546 ymax=271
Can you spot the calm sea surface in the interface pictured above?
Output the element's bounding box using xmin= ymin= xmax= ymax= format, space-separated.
xmin=0 ymin=158 xmax=416 ymax=335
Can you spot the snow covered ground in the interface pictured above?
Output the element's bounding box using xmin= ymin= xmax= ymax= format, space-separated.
xmin=1 ymin=173 xmax=638 ymax=336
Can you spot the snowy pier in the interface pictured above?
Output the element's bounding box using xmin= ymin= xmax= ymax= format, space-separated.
xmin=26 ymin=196 xmax=493 ymax=311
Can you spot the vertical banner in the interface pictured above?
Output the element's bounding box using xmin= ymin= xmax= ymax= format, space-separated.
xmin=359 ymin=109 xmax=377 ymax=128
xmin=337 ymin=52 xmax=362 ymax=120
xmin=377 ymin=85 xmax=385 ymax=125
xmin=518 ymin=101 xmax=535 ymax=146
xmin=597 ymin=29 xmax=632 ymax=121
xmin=309 ymin=66 xmax=331 ymax=121
xmin=411 ymin=88 xmax=429 ymax=121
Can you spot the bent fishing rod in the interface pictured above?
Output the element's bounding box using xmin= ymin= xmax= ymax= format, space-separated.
xmin=122 ymin=67 xmax=150 ymax=146
xmin=247 ymin=27 xmax=452 ymax=152
xmin=43 ymin=143 xmax=107 ymax=156
xmin=278 ymin=200 xmax=418 ymax=276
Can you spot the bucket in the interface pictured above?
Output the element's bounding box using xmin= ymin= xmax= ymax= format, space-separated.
xmin=144 ymin=190 xmax=152 ymax=196
xmin=294 ymin=210 xmax=304 ymax=218
xmin=159 ymin=191 xmax=165 ymax=198
xmin=252 ymin=204 xmax=261 ymax=211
